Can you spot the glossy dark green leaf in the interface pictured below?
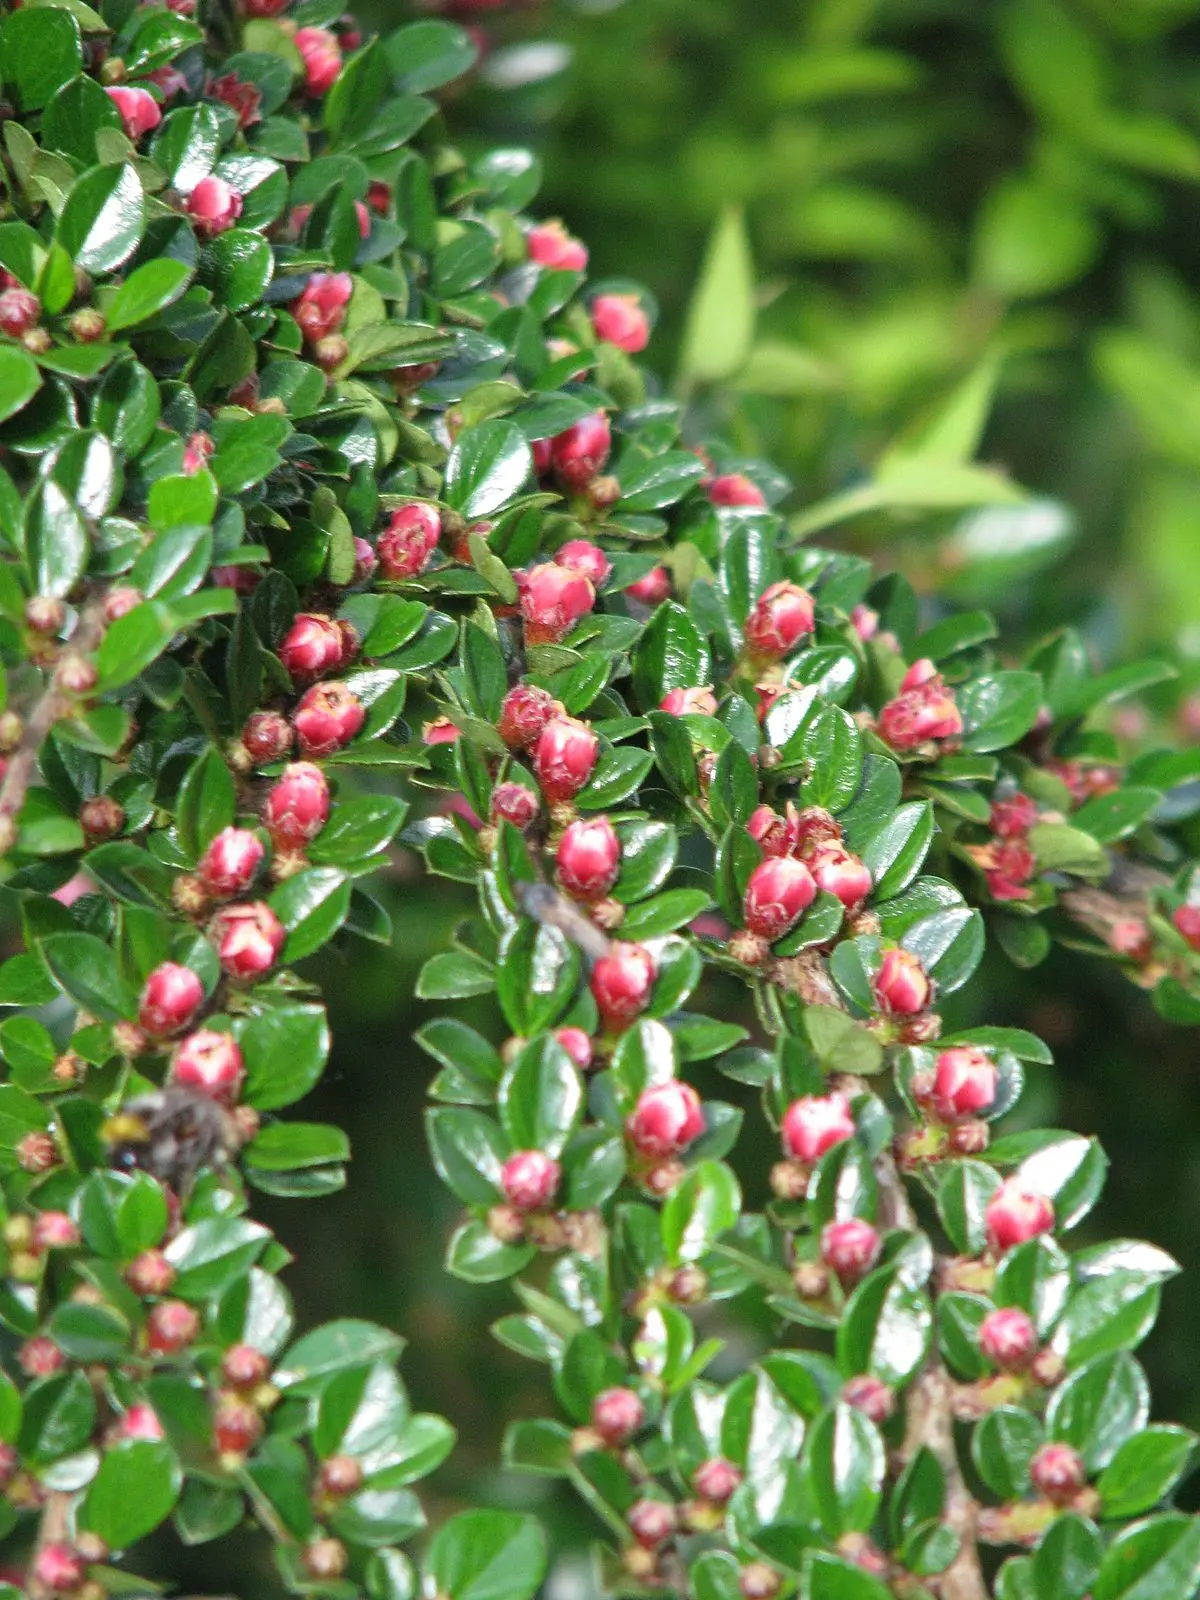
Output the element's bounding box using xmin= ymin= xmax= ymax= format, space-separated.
xmin=58 ymin=163 xmax=145 ymax=275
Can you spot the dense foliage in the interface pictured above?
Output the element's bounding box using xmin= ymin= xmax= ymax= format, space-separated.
xmin=0 ymin=3 xmax=1199 ymax=1600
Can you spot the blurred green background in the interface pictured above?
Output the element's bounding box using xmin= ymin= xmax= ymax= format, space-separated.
xmin=90 ymin=0 xmax=1200 ymax=1588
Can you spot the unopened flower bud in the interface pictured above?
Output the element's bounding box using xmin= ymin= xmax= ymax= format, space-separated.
xmin=378 ymin=502 xmax=441 ymax=581
xmin=278 ymin=613 xmax=345 ymax=683
xmin=198 ymin=827 xmax=265 ymax=898
xmin=591 ymin=1386 xmax=644 ymax=1446
xmin=709 ymin=473 xmax=766 ymax=508
xmin=591 ymin=943 xmax=656 ymax=1031
xmin=692 ymin=1457 xmax=741 ymax=1504
xmin=985 ymin=1180 xmax=1055 ymax=1255
xmin=590 ymin=292 xmax=650 ymax=353
xmin=500 ymin=1150 xmax=561 ymax=1212
xmin=557 ymin=816 xmax=621 ymax=901
xmin=841 ymin=1375 xmax=895 ymax=1424
xmin=979 ymin=1307 xmax=1037 ymax=1370
xmin=293 ymin=681 xmax=365 ymax=757
xmin=821 ymin=1219 xmax=880 ymax=1285
xmin=303 ymin=1538 xmax=349 ymax=1581
xmin=873 ymin=948 xmax=930 ymax=1015
xmin=534 ymin=717 xmax=599 ymax=801
xmin=781 ymin=1092 xmax=855 ymax=1163
xmin=627 ymin=1081 xmax=704 ymax=1158
xmin=931 ymin=1047 xmax=997 ymax=1121
xmin=146 ymin=1298 xmax=200 ymax=1354
xmin=743 ymin=856 xmax=816 ymax=940
xmin=125 ymin=1250 xmax=176 ymax=1297
xmin=743 ymin=581 xmax=815 ymax=658
xmin=1030 ymin=1442 xmax=1086 ymax=1505
xmin=263 ymin=762 xmax=330 ymax=848
xmin=186 ymin=174 xmax=243 ymax=236
xmin=80 ymin=795 xmax=124 ymax=842
xmin=25 ymin=596 xmax=65 ymax=635
xmin=626 ymin=566 xmax=671 ymax=606
xmin=171 ymin=1029 xmax=245 ymax=1103
xmin=318 ymin=1454 xmax=363 ymax=1497
xmin=550 ymin=414 xmax=611 ymax=493
xmin=242 ymin=710 xmax=293 ymax=766
xmin=554 ymin=1027 xmax=593 ymax=1070
xmin=628 ymin=1498 xmax=676 ymax=1548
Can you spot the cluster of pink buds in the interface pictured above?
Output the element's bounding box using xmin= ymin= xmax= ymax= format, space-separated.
xmin=877 ymin=658 xmax=963 ymax=753
xmin=963 ymin=789 xmax=1041 ymax=901
xmin=1045 ymin=758 xmax=1121 ymax=806
xmin=290 ymin=272 xmax=353 ymax=354
xmin=734 ymin=804 xmax=871 ymax=961
xmin=378 ymin=502 xmax=442 ymax=580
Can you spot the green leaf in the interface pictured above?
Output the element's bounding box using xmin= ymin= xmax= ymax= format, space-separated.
xmin=58 ymin=162 xmax=145 ymax=276
xmin=678 ymin=207 xmax=756 ymax=386
xmin=1046 ymin=1353 xmax=1149 ymax=1472
xmin=238 ymin=1005 xmax=330 ymax=1111
xmin=105 ymin=258 xmax=192 ymax=332
xmin=661 ymin=1159 xmax=741 ymax=1264
xmin=275 ymin=1320 xmax=403 ymax=1393
xmin=498 ymin=1037 xmax=583 ymax=1158
xmin=632 ymin=600 xmax=710 ymax=707
xmin=861 ymin=801 xmax=933 ymax=899
xmin=425 ymin=1510 xmax=547 ymax=1600
xmin=417 ymin=950 xmax=494 ymax=1000
xmin=958 ymin=671 xmax=1043 ymax=753
xmin=426 ymin=1107 xmax=506 ymax=1206
xmin=1098 ymin=1429 xmax=1197 ymax=1519
xmin=1093 ymin=1513 xmax=1200 ymax=1600
xmin=94 ymin=600 xmax=179 ymax=690
xmin=385 ymin=21 xmax=479 ymax=94
xmin=0 ymin=345 xmax=42 ymax=425
xmin=837 ymin=1265 xmax=932 ymax=1387
xmin=23 ymin=479 xmax=87 ymax=600
xmin=807 ymin=1402 xmax=886 ymax=1538
xmin=270 ymin=867 xmax=352 ymax=962
xmin=82 ymin=1440 xmax=182 ymax=1549
xmin=39 ymin=932 xmax=136 ymax=1021
xmin=4 ymin=6 xmax=83 ymax=111
xmin=443 ymin=421 xmax=533 ymax=519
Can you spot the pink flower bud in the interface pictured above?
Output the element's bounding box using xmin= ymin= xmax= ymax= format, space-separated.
xmin=592 ymin=943 xmax=656 ymax=1032
xmin=810 ymin=845 xmax=872 ymax=909
xmin=118 ymin=1402 xmax=165 ymax=1441
xmin=873 ymin=949 xmax=930 ymax=1015
xmin=901 ymin=658 xmax=938 ymax=691
xmin=692 ymin=1458 xmax=742 ymax=1503
xmin=318 ymin=1455 xmax=364 ymax=1496
xmin=243 ymin=711 xmax=293 ymax=766
xmin=490 ymin=782 xmax=540 ymax=830
xmin=931 ymin=1047 xmax=997 ymax=1121
xmin=1109 ymin=918 xmax=1152 ymax=961
xmin=519 ymin=562 xmax=595 ymax=645
xmin=743 ymin=856 xmax=816 ymax=940
xmin=591 ymin=1386 xmax=644 ymax=1446
xmin=590 ymin=292 xmax=650 ymax=353
xmin=550 ymin=413 xmax=611 ymax=492
xmin=989 ymin=793 xmax=1039 ymax=839
xmin=182 ymin=430 xmax=215 ymax=474
xmin=352 ymin=537 xmax=377 ymax=583
xmin=378 ymin=502 xmax=441 ymax=581
xmin=555 ymin=539 xmax=612 ymax=587
xmin=500 ymin=1150 xmax=561 ymax=1212
xmin=781 ymin=1092 xmax=855 ymax=1163
xmin=821 ymin=1219 xmax=881 ymax=1284
xmin=979 ymin=1307 xmax=1037 ymax=1370
xmin=295 ymin=25 xmax=342 ymax=95
xmin=278 ymin=612 xmax=345 ymax=683
xmin=985 ymin=1180 xmax=1055 ymax=1254
xmin=146 ymin=1298 xmax=200 ymax=1353
xmin=499 ymin=684 xmax=560 ymax=750
xmin=105 ymin=85 xmax=162 ymax=140
xmin=209 ymin=71 xmax=263 ymax=129
xmin=534 ymin=716 xmax=599 ymax=800
xmin=263 ymin=762 xmax=330 ymax=848
xmin=186 ymin=174 xmax=243 ymax=236
xmin=527 ymin=220 xmax=588 ymax=273
xmin=747 ymin=804 xmax=799 ymax=858
xmin=198 ymin=827 xmax=265 ymax=898
xmin=139 ymin=962 xmax=205 ymax=1037
xmin=1174 ymin=904 xmax=1200 ymax=951
xmin=878 ymin=669 xmax=963 ymax=751
xmin=557 ymin=816 xmax=621 ymax=901
xmin=1029 ymin=1442 xmax=1086 ymax=1505
xmin=850 ymin=604 xmax=878 ymax=641
xmin=626 ymin=566 xmax=671 ymax=606
xmin=555 ymin=1027 xmax=593 ymax=1070
xmin=841 ymin=1375 xmax=895 ymax=1424
xmin=243 ymin=0 xmax=289 ymax=13
xmin=80 ymin=794 xmax=125 ymax=842
xmin=222 ymin=1343 xmax=271 ymax=1388
xmin=17 ymin=1132 xmax=58 ymax=1174
xmin=293 ymin=682 xmax=366 ymax=757
xmin=290 ymin=271 xmax=353 ymax=344
xmin=213 ymin=1394 xmax=263 ymax=1455
xmin=33 ymin=1544 xmax=86 ymax=1594
xmin=659 ymin=686 xmax=717 ymax=716
xmin=125 ymin=1250 xmax=176 ymax=1296
xmin=33 ymin=1211 xmax=80 ymax=1250
xmin=148 ymin=64 xmax=189 ymax=101
xmin=708 ymin=473 xmax=766 ymax=508
xmin=210 ymin=901 xmax=286 ymax=979
xmin=627 ymin=1080 xmax=704 ymax=1157
xmin=171 ymin=1028 xmax=245 ymax=1103
xmin=0 ymin=288 xmax=40 ymax=337
xmin=628 ymin=1499 xmax=676 ymax=1548
xmin=743 ymin=581 xmax=815 ymax=658
xmin=985 ymin=839 xmax=1037 ymax=902
xmin=19 ymin=1335 xmax=64 ymax=1376
xmin=104 ymin=586 xmax=143 ymax=622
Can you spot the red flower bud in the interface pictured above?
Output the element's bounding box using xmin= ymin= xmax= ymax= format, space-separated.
xmin=263 ymin=762 xmax=330 ymax=848
xmin=873 ymin=949 xmax=930 ymax=1015
xmin=318 ymin=1454 xmax=364 ymax=1496
xmin=500 ymin=1150 xmax=561 ymax=1212
xmin=781 ymin=1092 xmax=855 ymax=1163
xmin=550 ymin=413 xmax=611 ymax=492
xmin=527 ymin=220 xmax=588 ymax=273
xmin=878 ymin=667 xmax=963 ymax=751
xmin=171 ymin=1029 xmax=245 ymax=1103
xmin=627 ymin=1080 xmax=704 ymax=1157
xmin=1030 ymin=1442 xmax=1086 ymax=1505
xmin=519 ymin=561 xmax=595 ymax=645
xmin=290 ymin=271 xmax=353 ymax=344
xmin=209 ymin=71 xmax=263 ymax=129
xmin=295 ymin=26 xmax=343 ymax=95
xmin=1174 ymin=904 xmax=1200 ymax=951
xmin=743 ymin=581 xmax=815 ymax=658
xmin=105 ymin=85 xmax=162 ymax=140
xmin=221 ymin=1343 xmax=271 ymax=1388
xmin=555 ymin=538 xmax=612 ymax=587
xmin=138 ymin=962 xmax=205 ymax=1037
xmin=210 ymin=901 xmax=286 ymax=979
xmin=626 ymin=566 xmax=671 ymax=606
xmin=708 ymin=473 xmax=766 ymax=508
xmin=243 ymin=0 xmax=289 ymax=12
xmin=19 ymin=1335 xmax=65 ymax=1376
xmin=747 ymin=804 xmax=798 ymax=858
xmin=0 ymin=288 xmax=40 ymax=337
xmin=628 ymin=1499 xmax=676 ymax=1548
xmin=743 ymin=856 xmax=816 ymax=940
xmin=293 ymin=682 xmax=366 ymax=757
xmin=146 ymin=1298 xmax=200 ymax=1354
xmin=979 ymin=1307 xmax=1037 ymax=1370
xmin=810 ymin=845 xmax=872 ymax=909
xmin=490 ymin=782 xmax=540 ymax=830
xmin=534 ymin=716 xmax=599 ymax=801
xmin=118 ymin=1402 xmax=165 ymax=1441
xmin=186 ymin=174 xmax=243 ymax=236
xmin=590 ymin=292 xmax=650 ymax=353
xmin=198 ymin=827 xmax=265 ymax=898
xmin=80 ymin=795 xmax=124 ymax=842
xmin=378 ymin=502 xmax=441 ymax=581
xmin=17 ymin=1131 xmax=58 ymax=1174
xmin=842 ymin=1376 xmax=894 ymax=1424
xmin=989 ymin=793 xmax=1039 ymax=838
xmin=278 ymin=612 xmax=345 ymax=683
xmin=33 ymin=1211 xmax=79 ymax=1250
xmin=851 ymin=604 xmax=879 ymax=641
xmin=126 ymin=1250 xmax=176 ymax=1297
xmin=592 ymin=1386 xmax=644 ymax=1446
xmin=931 ymin=1047 xmax=997 ymax=1121
xmin=213 ymin=1394 xmax=263 ymax=1455
xmin=555 ymin=1027 xmax=593 ymax=1070
xmin=659 ymin=685 xmax=717 ymax=716
xmin=985 ymin=1180 xmax=1055 ymax=1255
xmin=692 ymin=1458 xmax=742 ymax=1503
xmin=104 ymin=586 xmax=143 ymax=622
xmin=557 ymin=816 xmax=621 ymax=901
xmin=242 ymin=710 xmax=293 ymax=766
xmin=33 ymin=1544 xmax=86 ymax=1594
xmin=821 ymin=1219 xmax=881 ymax=1285
xmin=591 ymin=943 xmax=656 ymax=1031
xmin=499 ymin=684 xmax=560 ymax=750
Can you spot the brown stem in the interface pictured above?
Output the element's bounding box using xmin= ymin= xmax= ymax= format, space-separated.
xmin=26 ymin=1488 xmax=71 ymax=1600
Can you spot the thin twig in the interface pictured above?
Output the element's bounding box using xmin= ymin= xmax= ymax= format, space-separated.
xmin=26 ymin=1488 xmax=71 ymax=1600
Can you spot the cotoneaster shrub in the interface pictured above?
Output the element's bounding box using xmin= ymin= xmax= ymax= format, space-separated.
xmin=0 ymin=4 xmax=1199 ymax=1600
